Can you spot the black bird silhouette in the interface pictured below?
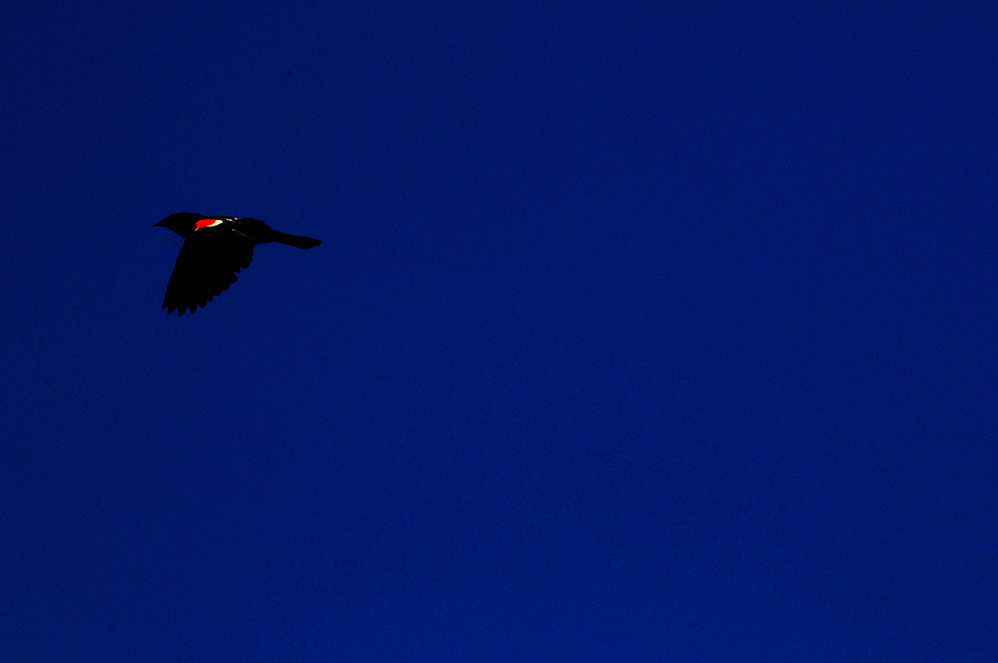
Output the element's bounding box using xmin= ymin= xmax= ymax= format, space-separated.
xmin=154 ymin=213 xmax=321 ymax=315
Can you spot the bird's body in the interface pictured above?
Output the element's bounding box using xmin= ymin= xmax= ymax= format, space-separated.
xmin=154 ymin=213 xmax=321 ymax=315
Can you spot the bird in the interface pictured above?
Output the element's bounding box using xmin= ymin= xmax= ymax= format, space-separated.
xmin=154 ymin=213 xmax=321 ymax=315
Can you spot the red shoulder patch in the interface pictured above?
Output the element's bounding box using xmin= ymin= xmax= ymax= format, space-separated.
xmin=195 ymin=218 xmax=223 ymax=231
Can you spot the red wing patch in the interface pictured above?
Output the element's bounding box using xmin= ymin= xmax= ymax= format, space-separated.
xmin=195 ymin=218 xmax=223 ymax=231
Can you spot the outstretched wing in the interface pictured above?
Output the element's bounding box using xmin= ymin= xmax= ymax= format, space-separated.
xmin=162 ymin=230 xmax=255 ymax=315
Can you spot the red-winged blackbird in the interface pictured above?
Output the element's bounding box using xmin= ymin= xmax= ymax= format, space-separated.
xmin=155 ymin=213 xmax=321 ymax=315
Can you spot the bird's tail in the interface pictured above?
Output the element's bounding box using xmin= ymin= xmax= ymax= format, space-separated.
xmin=271 ymin=231 xmax=322 ymax=249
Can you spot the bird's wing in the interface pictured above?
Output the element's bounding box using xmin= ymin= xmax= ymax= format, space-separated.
xmin=162 ymin=230 xmax=255 ymax=315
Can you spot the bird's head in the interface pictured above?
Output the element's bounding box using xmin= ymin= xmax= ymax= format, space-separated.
xmin=154 ymin=213 xmax=202 ymax=239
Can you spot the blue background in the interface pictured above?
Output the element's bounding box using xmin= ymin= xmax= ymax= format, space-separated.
xmin=2 ymin=2 xmax=996 ymax=660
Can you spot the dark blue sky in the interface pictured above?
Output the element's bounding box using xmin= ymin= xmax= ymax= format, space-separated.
xmin=2 ymin=2 xmax=996 ymax=660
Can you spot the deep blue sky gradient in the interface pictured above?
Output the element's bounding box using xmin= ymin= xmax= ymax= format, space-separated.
xmin=2 ymin=2 xmax=996 ymax=660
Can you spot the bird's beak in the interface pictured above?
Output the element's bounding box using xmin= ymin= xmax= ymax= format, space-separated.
xmin=153 ymin=220 xmax=166 ymax=227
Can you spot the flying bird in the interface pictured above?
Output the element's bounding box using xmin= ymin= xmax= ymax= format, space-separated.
xmin=154 ymin=213 xmax=321 ymax=315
